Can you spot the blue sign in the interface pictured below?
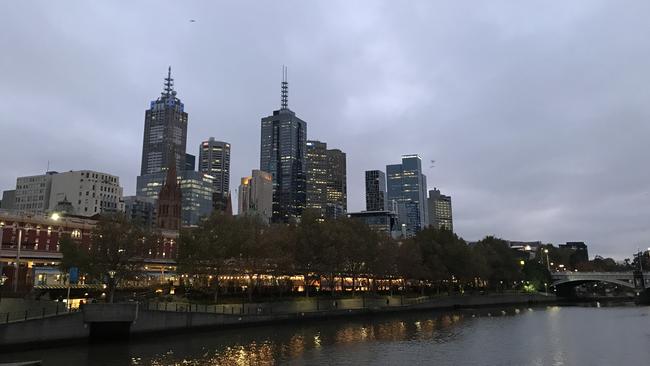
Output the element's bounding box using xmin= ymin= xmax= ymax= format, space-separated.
xmin=69 ymin=267 xmax=79 ymax=285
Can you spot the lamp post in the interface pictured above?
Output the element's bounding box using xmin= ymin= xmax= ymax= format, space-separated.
xmin=0 ymin=221 xmax=4 ymax=295
xmin=0 ymin=274 xmax=7 ymax=303
xmin=544 ymin=249 xmax=550 ymax=272
xmin=13 ymin=228 xmax=22 ymax=293
xmin=108 ymin=270 xmax=117 ymax=303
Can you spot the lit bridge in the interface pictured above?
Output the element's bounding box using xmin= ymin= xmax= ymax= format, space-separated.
xmin=551 ymin=271 xmax=649 ymax=291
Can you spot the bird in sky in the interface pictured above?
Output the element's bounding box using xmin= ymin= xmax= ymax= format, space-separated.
xmin=189 ymin=19 xmax=196 ymax=23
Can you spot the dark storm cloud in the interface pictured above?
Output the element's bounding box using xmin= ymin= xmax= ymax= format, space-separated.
xmin=1 ymin=1 xmax=648 ymax=258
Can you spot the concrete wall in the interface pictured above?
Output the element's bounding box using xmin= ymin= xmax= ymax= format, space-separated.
xmin=0 ymin=312 xmax=88 ymax=347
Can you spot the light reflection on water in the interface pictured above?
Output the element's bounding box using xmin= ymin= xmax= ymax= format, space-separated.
xmin=1 ymin=304 xmax=649 ymax=366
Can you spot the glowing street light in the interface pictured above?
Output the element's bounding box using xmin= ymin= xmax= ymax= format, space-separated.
xmin=50 ymin=212 xmax=61 ymax=221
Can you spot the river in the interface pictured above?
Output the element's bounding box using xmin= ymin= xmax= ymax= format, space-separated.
xmin=1 ymin=303 xmax=650 ymax=365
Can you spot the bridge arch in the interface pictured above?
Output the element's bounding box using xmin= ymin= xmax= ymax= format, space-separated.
xmin=551 ymin=278 xmax=636 ymax=289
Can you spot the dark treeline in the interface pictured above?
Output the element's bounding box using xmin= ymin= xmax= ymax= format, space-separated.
xmin=176 ymin=210 xmax=548 ymax=301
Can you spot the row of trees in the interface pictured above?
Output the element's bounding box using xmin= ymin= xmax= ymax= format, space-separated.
xmin=68 ymin=211 xmax=638 ymax=303
xmin=176 ymin=210 xmax=543 ymax=301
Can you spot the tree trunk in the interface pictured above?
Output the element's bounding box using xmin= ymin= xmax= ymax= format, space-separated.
xmin=304 ymin=273 xmax=310 ymax=298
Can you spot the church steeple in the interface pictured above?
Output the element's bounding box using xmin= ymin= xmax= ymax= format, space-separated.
xmin=157 ymin=148 xmax=182 ymax=231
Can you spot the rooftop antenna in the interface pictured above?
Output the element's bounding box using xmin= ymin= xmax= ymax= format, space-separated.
xmin=47 ymin=160 xmax=50 ymax=172
xmin=163 ymin=66 xmax=174 ymax=96
xmin=281 ymin=65 xmax=288 ymax=109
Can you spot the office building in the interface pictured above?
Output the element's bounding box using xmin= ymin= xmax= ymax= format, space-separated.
xmin=305 ymin=140 xmax=347 ymax=219
xmin=427 ymin=188 xmax=453 ymax=232
xmin=238 ymin=170 xmax=273 ymax=224
xmin=139 ymin=67 xmax=188 ymax=176
xmin=137 ymin=170 xmax=213 ymax=227
xmin=198 ymin=138 xmax=231 ymax=211
xmin=259 ymin=68 xmax=307 ymax=223
xmin=123 ymin=195 xmax=157 ymax=229
xmin=365 ymin=170 xmax=387 ymax=211
xmin=386 ymin=155 xmax=428 ymax=237
xmin=185 ymin=153 xmax=196 ymax=171
xmin=12 ymin=170 xmax=123 ymax=217
xmin=1 ymin=190 xmax=16 ymax=210
xmin=348 ymin=211 xmax=400 ymax=238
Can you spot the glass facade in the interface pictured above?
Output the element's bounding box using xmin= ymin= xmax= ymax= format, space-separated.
xmin=386 ymin=155 xmax=428 ymax=237
xmin=260 ymin=109 xmax=307 ymax=223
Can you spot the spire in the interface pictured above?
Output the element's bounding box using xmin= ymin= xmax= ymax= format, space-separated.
xmin=163 ymin=66 xmax=174 ymax=96
xmin=281 ymin=65 xmax=288 ymax=110
xmin=165 ymin=146 xmax=178 ymax=188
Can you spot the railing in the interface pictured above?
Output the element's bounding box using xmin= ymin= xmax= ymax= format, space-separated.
xmin=141 ymin=295 xmax=444 ymax=317
xmin=0 ymin=305 xmax=77 ymax=324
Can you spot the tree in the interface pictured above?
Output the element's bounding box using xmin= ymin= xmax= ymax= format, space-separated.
xmin=61 ymin=215 xmax=156 ymax=303
xmin=472 ymin=236 xmax=522 ymax=290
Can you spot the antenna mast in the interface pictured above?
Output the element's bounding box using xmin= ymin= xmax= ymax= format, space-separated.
xmin=281 ymin=65 xmax=288 ymax=109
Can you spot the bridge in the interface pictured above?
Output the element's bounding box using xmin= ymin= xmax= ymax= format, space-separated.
xmin=550 ymin=271 xmax=649 ymax=293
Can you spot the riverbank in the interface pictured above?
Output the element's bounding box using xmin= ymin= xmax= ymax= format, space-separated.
xmin=0 ymin=293 xmax=556 ymax=350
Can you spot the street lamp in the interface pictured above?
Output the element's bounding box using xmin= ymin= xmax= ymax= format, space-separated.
xmin=544 ymin=249 xmax=550 ymax=272
xmin=0 ymin=274 xmax=7 ymax=303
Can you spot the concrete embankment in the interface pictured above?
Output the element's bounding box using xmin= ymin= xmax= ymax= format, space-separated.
xmin=0 ymin=293 xmax=556 ymax=349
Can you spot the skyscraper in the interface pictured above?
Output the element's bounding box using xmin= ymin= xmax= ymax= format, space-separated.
xmin=140 ymin=67 xmax=188 ymax=176
xmin=386 ymin=155 xmax=428 ymax=237
xmin=199 ymin=137 xmax=231 ymax=211
xmin=238 ymin=170 xmax=273 ymax=224
xmin=365 ymin=170 xmax=387 ymax=211
xmin=427 ymin=188 xmax=453 ymax=232
xmin=259 ymin=68 xmax=307 ymax=223
xmin=305 ymin=140 xmax=347 ymax=219
xmin=136 ymin=68 xmax=215 ymax=226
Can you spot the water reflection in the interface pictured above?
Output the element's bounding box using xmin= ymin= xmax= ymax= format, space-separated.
xmin=1 ymin=304 xmax=648 ymax=366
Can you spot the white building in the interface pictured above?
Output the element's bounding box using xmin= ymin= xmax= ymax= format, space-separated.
xmin=14 ymin=172 xmax=57 ymax=212
xmin=238 ymin=170 xmax=273 ymax=224
xmin=13 ymin=170 xmax=124 ymax=217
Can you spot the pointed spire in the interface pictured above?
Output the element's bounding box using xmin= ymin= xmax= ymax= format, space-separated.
xmin=281 ymin=65 xmax=288 ymax=110
xmin=163 ymin=66 xmax=174 ymax=96
xmin=165 ymin=146 xmax=178 ymax=188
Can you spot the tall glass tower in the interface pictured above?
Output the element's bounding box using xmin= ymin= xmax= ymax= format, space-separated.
xmin=259 ymin=67 xmax=307 ymax=223
xmin=386 ymin=155 xmax=428 ymax=237
xmin=140 ymin=67 xmax=188 ymax=175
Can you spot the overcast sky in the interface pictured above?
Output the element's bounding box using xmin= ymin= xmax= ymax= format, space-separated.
xmin=1 ymin=1 xmax=649 ymax=259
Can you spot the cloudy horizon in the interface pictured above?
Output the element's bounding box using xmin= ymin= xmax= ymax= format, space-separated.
xmin=1 ymin=1 xmax=649 ymax=259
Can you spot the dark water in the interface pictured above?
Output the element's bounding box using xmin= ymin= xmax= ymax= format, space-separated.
xmin=3 ymin=304 xmax=650 ymax=365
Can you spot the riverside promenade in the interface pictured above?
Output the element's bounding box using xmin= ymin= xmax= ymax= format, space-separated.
xmin=0 ymin=293 xmax=555 ymax=349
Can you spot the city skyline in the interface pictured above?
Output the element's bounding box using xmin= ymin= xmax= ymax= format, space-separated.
xmin=2 ymin=2 xmax=650 ymax=258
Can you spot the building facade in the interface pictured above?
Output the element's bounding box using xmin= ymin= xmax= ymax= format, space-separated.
xmin=348 ymin=211 xmax=400 ymax=238
xmin=48 ymin=170 xmax=123 ymax=216
xmin=123 ymin=195 xmax=156 ymax=229
xmin=13 ymin=172 xmax=56 ymax=213
xmin=259 ymin=74 xmax=307 ymax=223
xmin=1 ymin=190 xmax=16 ymax=210
xmin=13 ymin=171 xmax=123 ymax=217
xmin=427 ymin=188 xmax=453 ymax=232
xmin=238 ymin=170 xmax=273 ymax=224
xmin=305 ymin=140 xmax=347 ymax=219
xmin=365 ymin=170 xmax=387 ymax=211
xmin=137 ymin=170 xmax=213 ymax=227
xmin=386 ymin=155 xmax=428 ymax=237
xmin=0 ymin=209 xmax=178 ymax=291
xmin=198 ymin=138 xmax=231 ymax=211
xmin=139 ymin=67 xmax=188 ymax=176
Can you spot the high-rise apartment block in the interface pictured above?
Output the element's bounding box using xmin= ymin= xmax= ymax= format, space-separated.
xmin=365 ymin=170 xmax=387 ymax=211
xmin=199 ymin=138 xmax=231 ymax=211
xmin=386 ymin=155 xmax=428 ymax=237
xmin=12 ymin=170 xmax=123 ymax=217
xmin=139 ymin=67 xmax=188 ymax=176
xmin=427 ymin=188 xmax=452 ymax=232
xmin=259 ymin=69 xmax=307 ymax=223
xmin=238 ymin=170 xmax=273 ymax=224
xmin=305 ymin=140 xmax=347 ymax=219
